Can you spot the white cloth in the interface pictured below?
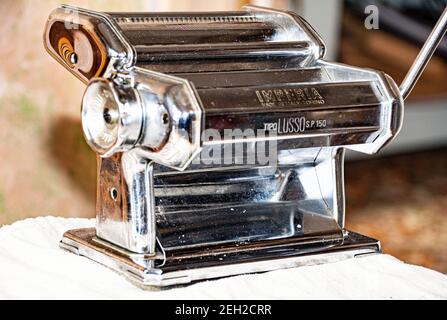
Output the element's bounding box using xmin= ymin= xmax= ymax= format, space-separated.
xmin=0 ymin=217 xmax=446 ymax=300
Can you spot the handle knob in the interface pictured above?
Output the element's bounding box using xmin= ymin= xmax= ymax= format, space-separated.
xmin=81 ymin=79 xmax=144 ymax=157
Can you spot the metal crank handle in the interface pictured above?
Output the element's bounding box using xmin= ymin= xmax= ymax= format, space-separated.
xmin=400 ymin=7 xmax=447 ymax=100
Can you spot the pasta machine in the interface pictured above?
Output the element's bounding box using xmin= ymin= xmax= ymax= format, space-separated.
xmin=44 ymin=4 xmax=447 ymax=287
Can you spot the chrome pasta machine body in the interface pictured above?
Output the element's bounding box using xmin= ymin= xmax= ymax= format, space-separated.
xmin=44 ymin=5 xmax=447 ymax=287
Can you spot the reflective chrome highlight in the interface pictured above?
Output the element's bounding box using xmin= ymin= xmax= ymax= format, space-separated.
xmin=82 ymin=79 xmax=144 ymax=156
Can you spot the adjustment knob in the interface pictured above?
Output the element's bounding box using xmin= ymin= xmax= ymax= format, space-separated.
xmin=81 ymin=79 xmax=143 ymax=157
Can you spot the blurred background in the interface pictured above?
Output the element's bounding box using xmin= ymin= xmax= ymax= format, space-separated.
xmin=0 ymin=0 xmax=446 ymax=273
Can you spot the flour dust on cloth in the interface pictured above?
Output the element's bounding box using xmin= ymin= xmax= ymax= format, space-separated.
xmin=0 ymin=217 xmax=446 ymax=299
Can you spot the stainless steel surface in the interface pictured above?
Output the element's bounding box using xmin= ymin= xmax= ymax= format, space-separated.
xmin=400 ymin=7 xmax=447 ymax=100
xmin=43 ymin=4 xmax=440 ymax=288
xmin=60 ymin=228 xmax=381 ymax=287
xmin=82 ymin=79 xmax=145 ymax=157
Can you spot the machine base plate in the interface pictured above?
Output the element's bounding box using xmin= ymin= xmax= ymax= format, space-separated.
xmin=60 ymin=228 xmax=381 ymax=288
